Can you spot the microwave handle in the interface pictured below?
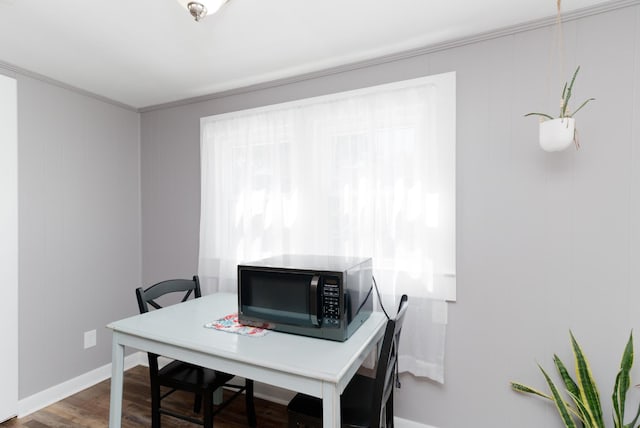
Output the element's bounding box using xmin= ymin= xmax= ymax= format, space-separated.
xmin=310 ymin=275 xmax=321 ymax=327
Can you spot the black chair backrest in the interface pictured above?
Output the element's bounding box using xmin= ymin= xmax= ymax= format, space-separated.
xmin=136 ymin=276 xmax=202 ymax=314
xmin=370 ymin=294 xmax=408 ymax=428
xmin=135 ymin=276 xmax=202 ymax=372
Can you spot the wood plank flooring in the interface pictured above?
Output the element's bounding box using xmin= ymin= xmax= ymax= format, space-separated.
xmin=1 ymin=366 xmax=289 ymax=428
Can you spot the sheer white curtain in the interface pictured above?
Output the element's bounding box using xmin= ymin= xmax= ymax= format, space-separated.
xmin=199 ymin=73 xmax=455 ymax=383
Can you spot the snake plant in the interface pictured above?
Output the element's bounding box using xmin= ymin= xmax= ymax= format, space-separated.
xmin=525 ymin=66 xmax=595 ymax=120
xmin=511 ymin=331 xmax=640 ymax=428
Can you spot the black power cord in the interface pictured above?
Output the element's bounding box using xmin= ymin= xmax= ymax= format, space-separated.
xmin=372 ymin=275 xmax=390 ymax=320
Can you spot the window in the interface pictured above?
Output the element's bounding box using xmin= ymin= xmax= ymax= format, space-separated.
xmin=199 ymin=72 xmax=455 ymax=383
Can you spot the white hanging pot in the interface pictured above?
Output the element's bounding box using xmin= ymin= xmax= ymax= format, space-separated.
xmin=539 ymin=118 xmax=575 ymax=152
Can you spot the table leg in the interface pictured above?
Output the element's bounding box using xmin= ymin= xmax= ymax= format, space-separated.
xmin=322 ymin=382 xmax=340 ymax=428
xmin=108 ymin=333 xmax=124 ymax=428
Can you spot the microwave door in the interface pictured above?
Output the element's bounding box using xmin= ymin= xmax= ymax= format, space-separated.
xmin=240 ymin=270 xmax=319 ymax=328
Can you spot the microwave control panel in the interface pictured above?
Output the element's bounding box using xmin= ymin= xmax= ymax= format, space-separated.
xmin=322 ymin=280 xmax=341 ymax=327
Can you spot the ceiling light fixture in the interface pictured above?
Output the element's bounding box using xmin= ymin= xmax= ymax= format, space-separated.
xmin=176 ymin=0 xmax=229 ymax=22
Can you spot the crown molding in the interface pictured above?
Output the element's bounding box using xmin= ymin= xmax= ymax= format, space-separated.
xmin=0 ymin=60 xmax=138 ymax=113
xmin=140 ymin=0 xmax=640 ymax=113
xmin=3 ymin=0 xmax=638 ymax=114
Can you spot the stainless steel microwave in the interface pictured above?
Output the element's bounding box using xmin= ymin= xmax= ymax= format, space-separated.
xmin=237 ymin=255 xmax=373 ymax=341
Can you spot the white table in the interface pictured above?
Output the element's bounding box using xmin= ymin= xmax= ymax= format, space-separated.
xmin=107 ymin=292 xmax=386 ymax=428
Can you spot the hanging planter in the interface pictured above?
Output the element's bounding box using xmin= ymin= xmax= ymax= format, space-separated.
xmin=539 ymin=117 xmax=575 ymax=152
xmin=525 ymin=66 xmax=595 ymax=152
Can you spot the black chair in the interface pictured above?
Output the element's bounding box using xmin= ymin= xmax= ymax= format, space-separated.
xmin=287 ymin=294 xmax=409 ymax=428
xmin=136 ymin=275 xmax=257 ymax=428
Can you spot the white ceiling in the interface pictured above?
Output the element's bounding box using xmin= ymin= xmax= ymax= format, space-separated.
xmin=0 ymin=0 xmax=611 ymax=109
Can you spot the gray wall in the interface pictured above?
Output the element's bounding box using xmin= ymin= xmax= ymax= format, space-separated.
xmin=397 ymin=5 xmax=640 ymax=425
xmin=15 ymin=72 xmax=141 ymax=398
xmin=141 ymin=4 xmax=640 ymax=427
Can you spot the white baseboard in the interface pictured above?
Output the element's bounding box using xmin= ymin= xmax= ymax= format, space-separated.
xmin=17 ymin=352 xmax=145 ymax=417
xmin=395 ymin=417 xmax=436 ymax=428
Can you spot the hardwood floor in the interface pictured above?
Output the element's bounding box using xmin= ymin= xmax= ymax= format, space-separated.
xmin=1 ymin=366 xmax=289 ymax=428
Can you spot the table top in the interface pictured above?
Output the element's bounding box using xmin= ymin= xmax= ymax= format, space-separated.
xmin=108 ymin=292 xmax=386 ymax=385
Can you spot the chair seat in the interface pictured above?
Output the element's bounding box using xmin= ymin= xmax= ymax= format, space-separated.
xmin=158 ymin=360 xmax=234 ymax=392
xmin=287 ymin=374 xmax=375 ymax=428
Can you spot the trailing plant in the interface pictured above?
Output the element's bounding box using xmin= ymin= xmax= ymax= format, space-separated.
xmin=511 ymin=331 xmax=640 ymax=428
xmin=525 ymin=66 xmax=595 ymax=120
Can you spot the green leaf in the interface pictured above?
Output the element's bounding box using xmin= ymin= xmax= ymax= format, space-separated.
xmin=566 ymin=389 xmax=591 ymax=427
xmin=539 ymin=363 xmax=578 ymax=428
xmin=524 ymin=112 xmax=555 ymax=120
xmin=614 ymin=333 xmax=634 ymax=428
xmin=570 ymin=331 xmax=604 ymax=427
xmin=562 ymin=66 xmax=581 ymax=117
xmin=512 ymin=380 xmax=585 ymax=422
xmin=556 ymin=355 xmax=591 ymax=425
xmin=556 ymin=354 xmax=580 ymax=399
xmin=613 ymin=371 xmax=624 ymax=427
xmin=570 ymin=98 xmax=596 ymax=117
xmin=511 ymin=381 xmax=553 ymax=400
